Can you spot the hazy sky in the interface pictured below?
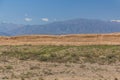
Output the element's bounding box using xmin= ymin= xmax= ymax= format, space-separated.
xmin=0 ymin=0 xmax=120 ymax=24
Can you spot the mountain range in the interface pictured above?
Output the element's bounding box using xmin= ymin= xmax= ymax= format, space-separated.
xmin=1 ymin=18 xmax=120 ymax=36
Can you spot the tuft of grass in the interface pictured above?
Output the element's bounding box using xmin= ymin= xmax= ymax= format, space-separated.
xmin=5 ymin=65 xmax=13 ymax=70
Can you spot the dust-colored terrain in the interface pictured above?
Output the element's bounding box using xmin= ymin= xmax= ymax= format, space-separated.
xmin=0 ymin=45 xmax=119 ymax=80
xmin=1 ymin=33 xmax=120 ymax=45
xmin=0 ymin=34 xmax=120 ymax=80
xmin=0 ymin=58 xmax=120 ymax=80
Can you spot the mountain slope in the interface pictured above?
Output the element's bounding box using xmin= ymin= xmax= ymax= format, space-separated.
xmin=0 ymin=32 xmax=10 ymax=36
xmin=1 ymin=19 xmax=120 ymax=36
xmin=10 ymin=19 xmax=120 ymax=36
xmin=0 ymin=23 xmax=24 ymax=36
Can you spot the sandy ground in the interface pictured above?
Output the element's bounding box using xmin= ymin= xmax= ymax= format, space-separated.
xmin=0 ymin=58 xmax=119 ymax=80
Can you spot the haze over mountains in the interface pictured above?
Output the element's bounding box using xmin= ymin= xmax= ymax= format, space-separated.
xmin=0 ymin=18 xmax=120 ymax=36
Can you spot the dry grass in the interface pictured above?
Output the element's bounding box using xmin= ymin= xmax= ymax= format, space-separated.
xmin=0 ymin=45 xmax=120 ymax=64
xmin=0 ymin=33 xmax=120 ymax=80
xmin=1 ymin=33 xmax=120 ymax=46
xmin=0 ymin=45 xmax=119 ymax=80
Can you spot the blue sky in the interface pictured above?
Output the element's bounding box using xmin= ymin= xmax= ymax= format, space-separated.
xmin=0 ymin=0 xmax=120 ymax=24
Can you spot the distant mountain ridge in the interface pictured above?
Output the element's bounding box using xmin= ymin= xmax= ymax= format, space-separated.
xmin=0 ymin=23 xmax=24 ymax=36
xmin=0 ymin=32 xmax=10 ymax=36
xmin=1 ymin=18 xmax=120 ymax=36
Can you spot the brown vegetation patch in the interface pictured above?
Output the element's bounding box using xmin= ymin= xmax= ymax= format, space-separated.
xmin=0 ymin=33 xmax=120 ymax=46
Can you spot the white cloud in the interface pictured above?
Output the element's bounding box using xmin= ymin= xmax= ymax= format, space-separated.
xmin=25 ymin=17 xmax=32 ymax=22
xmin=111 ymin=20 xmax=120 ymax=23
xmin=41 ymin=18 xmax=49 ymax=22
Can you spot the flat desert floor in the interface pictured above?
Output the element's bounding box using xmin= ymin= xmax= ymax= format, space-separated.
xmin=0 ymin=58 xmax=120 ymax=80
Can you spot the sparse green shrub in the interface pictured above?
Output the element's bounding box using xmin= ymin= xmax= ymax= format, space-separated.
xmin=0 ymin=45 xmax=120 ymax=64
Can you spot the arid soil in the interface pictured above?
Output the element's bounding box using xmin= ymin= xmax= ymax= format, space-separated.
xmin=0 ymin=58 xmax=120 ymax=80
xmin=0 ymin=34 xmax=120 ymax=80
